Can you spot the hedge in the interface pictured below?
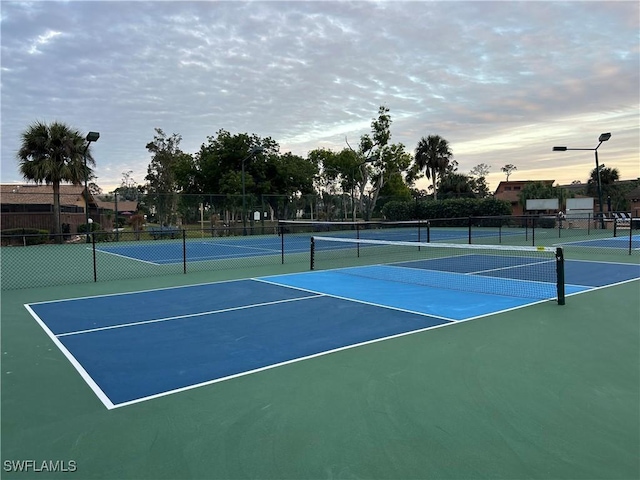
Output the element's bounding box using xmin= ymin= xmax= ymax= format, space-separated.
xmin=0 ymin=228 xmax=50 ymax=245
xmin=381 ymin=198 xmax=512 ymax=221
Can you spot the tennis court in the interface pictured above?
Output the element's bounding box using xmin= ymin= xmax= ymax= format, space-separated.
xmin=3 ymin=232 xmax=639 ymax=479
xmin=94 ymin=225 xmax=530 ymax=265
xmin=558 ymin=234 xmax=640 ymax=250
xmin=23 ymin=248 xmax=637 ymax=410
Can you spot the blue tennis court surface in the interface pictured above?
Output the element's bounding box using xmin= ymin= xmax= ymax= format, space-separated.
xmin=96 ymin=238 xmax=287 ymax=264
xmin=25 ymin=258 xmax=639 ymax=409
xmin=95 ymin=228 xmax=524 ymax=264
xmin=558 ymin=234 xmax=640 ymax=250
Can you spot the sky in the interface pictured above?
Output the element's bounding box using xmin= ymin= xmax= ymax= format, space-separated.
xmin=1 ymin=0 xmax=639 ymax=194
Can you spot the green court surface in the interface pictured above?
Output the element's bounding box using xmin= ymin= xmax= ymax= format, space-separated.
xmin=1 ymin=243 xmax=639 ymax=479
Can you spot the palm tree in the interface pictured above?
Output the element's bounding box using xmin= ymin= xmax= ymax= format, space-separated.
xmin=17 ymin=121 xmax=95 ymax=238
xmin=414 ymin=135 xmax=452 ymax=201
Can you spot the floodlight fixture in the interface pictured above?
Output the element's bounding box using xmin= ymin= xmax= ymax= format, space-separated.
xmin=552 ymin=133 xmax=612 ymax=229
xmin=86 ymin=131 xmax=100 ymax=142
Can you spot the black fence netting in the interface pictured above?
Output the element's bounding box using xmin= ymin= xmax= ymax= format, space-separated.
xmin=1 ymin=215 xmax=637 ymax=290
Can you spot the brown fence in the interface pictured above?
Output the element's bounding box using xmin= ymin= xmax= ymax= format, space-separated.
xmin=0 ymin=212 xmax=114 ymax=233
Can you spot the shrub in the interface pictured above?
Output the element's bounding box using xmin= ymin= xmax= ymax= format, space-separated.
xmin=0 ymin=228 xmax=50 ymax=245
xmin=381 ymin=201 xmax=415 ymax=221
xmin=537 ymin=216 xmax=556 ymax=228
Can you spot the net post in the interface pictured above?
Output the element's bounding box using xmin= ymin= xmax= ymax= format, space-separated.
xmin=613 ymin=218 xmax=617 ymax=237
xmin=427 ymin=221 xmax=430 ymax=243
xmin=555 ymin=247 xmax=565 ymax=305
xmin=182 ymin=229 xmax=187 ymax=274
xmin=629 ymin=218 xmax=633 ymax=255
xmin=468 ymin=216 xmax=472 ymax=244
xmin=310 ymin=237 xmax=315 ymax=270
xmin=281 ymin=223 xmax=285 ymax=264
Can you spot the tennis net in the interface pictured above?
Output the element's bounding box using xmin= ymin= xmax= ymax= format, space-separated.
xmin=279 ymin=219 xmax=428 ymax=242
xmin=310 ymin=236 xmax=565 ymax=305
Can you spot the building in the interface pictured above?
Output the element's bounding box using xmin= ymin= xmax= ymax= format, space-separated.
xmin=493 ymin=180 xmax=555 ymax=216
xmin=0 ymin=184 xmax=138 ymax=233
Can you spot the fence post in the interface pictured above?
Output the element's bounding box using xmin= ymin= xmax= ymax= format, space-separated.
xmin=532 ymin=216 xmax=536 ymax=246
xmin=280 ymin=224 xmax=285 ymax=264
xmin=91 ymin=233 xmax=97 ymax=282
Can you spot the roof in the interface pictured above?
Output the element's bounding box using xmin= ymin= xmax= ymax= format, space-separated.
xmin=627 ymin=186 xmax=640 ymax=202
xmin=0 ymin=184 xmax=86 ymax=205
xmin=94 ymin=198 xmax=139 ymax=213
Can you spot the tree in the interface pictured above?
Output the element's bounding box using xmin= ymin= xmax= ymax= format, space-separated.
xmin=587 ymin=166 xmax=627 ymax=211
xmin=17 ymin=120 xmax=95 ymax=239
xmin=469 ymin=163 xmax=491 ymax=198
xmin=114 ymin=170 xmax=139 ymax=200
xmin=518 ymin=181 xmax=560 ymax=209
xmin=344 ymin=106 xmax=412 ymax=220
xmin=438 ymin=172 xmax=476 ymax=199
xmin=470 ymin=163 xmax=491 ymax=178
xmin=145 ymin=128 xmax=192 ymax=225
xmin=413 ymin=135 xmax=453 ymax=201
xmin=501 ymin=164 xmax=517 ymax=181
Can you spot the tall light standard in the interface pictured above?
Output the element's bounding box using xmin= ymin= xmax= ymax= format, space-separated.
xmin=241 ymin=146 xmax=264 ymax=235
xmin=553 ymin=132 xmax=611 ymax=229
xmin=84 ymin=131 xmax=100 ymax=242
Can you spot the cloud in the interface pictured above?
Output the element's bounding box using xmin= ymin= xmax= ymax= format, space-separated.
xmin=2 ymin=1 xmax=638 ymax=193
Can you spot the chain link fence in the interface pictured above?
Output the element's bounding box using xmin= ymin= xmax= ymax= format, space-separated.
xmin=1 ymin=215 xmax=637 ymax=290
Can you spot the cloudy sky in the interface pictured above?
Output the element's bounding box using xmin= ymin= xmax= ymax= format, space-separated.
xmin=2 ymin=1 xmax=638 ymax=193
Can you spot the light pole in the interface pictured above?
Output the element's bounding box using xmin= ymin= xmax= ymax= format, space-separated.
xmin=241 ymin=146 xmax=264 ymax=235
xmin=553 ymin=132 xmax=611 ymax=229
xmin=84 ymin=131 xmax=100 ymax=242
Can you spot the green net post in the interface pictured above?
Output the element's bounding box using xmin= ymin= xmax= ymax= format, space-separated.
xmin=556 ymin=247 xmax=565 ymax=305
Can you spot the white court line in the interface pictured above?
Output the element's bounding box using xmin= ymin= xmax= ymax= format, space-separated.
xmin=200 ymin=242 xmax=281 ymax=253
xmin=112 ymin=318 xmax=459 ymax=410
xmin=56 ymin=294 xmax=325 ymax=337
xmin=27 ymin=277 xmax=250 ymax=305
xmin=93 ymin=248 xmax=161 ymax=265
xmin=23 ymin=304 xmax=115 ymax=410
xmin=253 ymin=277 xmax=457 ymax=323
xmin=24 ymin=271 xmax=639 ymax=410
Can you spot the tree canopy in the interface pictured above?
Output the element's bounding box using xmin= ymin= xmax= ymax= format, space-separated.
xmin=17 ymin=120 xmax=96 ymax=237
